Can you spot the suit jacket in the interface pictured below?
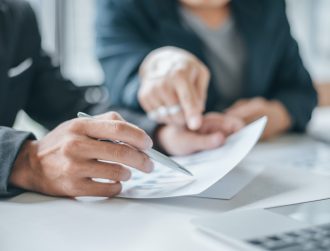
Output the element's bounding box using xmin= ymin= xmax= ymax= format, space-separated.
xmin=0 ymin=0 xmax=156 ymax=198
xmin=96 ymin=0 xmax=317 ymax=131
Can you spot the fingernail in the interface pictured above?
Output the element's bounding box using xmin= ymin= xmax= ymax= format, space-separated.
xmin=188 ymin=116 xmax=201 ymax=130
xmin=212 ymin=134 xmax=224 ymax=146
xmin=123 ymin=170 xmax=132 ymax=181
xmin=145 ymin=160 xmax=154 ymax=173
xmin=145 ymin=136 xmax=153 ymax=149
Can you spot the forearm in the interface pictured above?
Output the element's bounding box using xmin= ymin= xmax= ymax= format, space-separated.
xmin=0 ymin=127 xmax=35 ymax=198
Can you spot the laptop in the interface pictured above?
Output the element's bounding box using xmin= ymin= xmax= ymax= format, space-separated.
xmin=192 ymin=199 xmax=330 ymax=251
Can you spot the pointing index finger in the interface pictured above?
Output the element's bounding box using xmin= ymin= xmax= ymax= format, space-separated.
xmin=175 ymin=75 xmax=203 ymax=130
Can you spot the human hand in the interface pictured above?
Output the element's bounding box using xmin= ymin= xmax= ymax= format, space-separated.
xmin=9 ymin=112 xmax=154 ymax=197
xmin=156 ymin=113 xmax=244 ymax=156
xmin=198 ymin=112 xmax=245 ymax=136
xmin=139 ymin=46 xmax=210 ymax=130
xmin=226 ymin=97 xmax=292 ymax=139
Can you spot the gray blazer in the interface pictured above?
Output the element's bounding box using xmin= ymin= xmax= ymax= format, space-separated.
xmin=96 ymin=0 xmax=317 ymax=132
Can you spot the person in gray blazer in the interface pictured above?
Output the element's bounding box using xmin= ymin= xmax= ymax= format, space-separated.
xmin=0 ymin=0 xmax=156 ymax=198
xmin=96 ymin=0 xmax=318 ymax=155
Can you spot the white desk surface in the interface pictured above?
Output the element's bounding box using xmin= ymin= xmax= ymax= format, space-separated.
xmin=1 ymin=108 xmax=330 ymax=251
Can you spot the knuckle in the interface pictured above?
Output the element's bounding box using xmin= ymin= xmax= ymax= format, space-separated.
xmin=62 ymin=137 xmax=83 ymax=156
xmin=175 ymin=66 xmax=189 ymax=78
xmin=109 ymin=121 xmax=125 ymax=134
xmin=110 ymin=166 xmax=122 ymax=180
xmin=67 ymin=119 xmax=84 ymax=133
xmin=112 ymin=145 xmax=127 ymax=160
xmin=188 ymin=59 xmax=199 ymax=70
xmin=254 ymin=97 xmax=266 ymax=105
xmin=107 ymin=111 xmax=121 ymax=120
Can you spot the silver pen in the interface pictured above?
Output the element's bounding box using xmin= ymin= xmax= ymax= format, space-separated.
xmin=77 ymin=112 xmax=193 ymax=177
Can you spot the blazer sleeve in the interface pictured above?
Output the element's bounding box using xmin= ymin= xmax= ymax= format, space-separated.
xmin=0 ymin=127 xmax=35 ymax=198
xmin=270 ymin=1 xmax=318 ymax=132
xmin=95 ymin=0 xmax=155 ymax=110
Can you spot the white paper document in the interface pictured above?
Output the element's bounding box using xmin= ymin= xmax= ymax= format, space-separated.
xmin=118 ymin=117 xmax=267 ymax=199
xmin=195 ymin=164 xmax=265 ymax=200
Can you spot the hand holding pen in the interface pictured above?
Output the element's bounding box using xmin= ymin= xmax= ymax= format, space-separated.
xmin=78 ymin=112 xmax=193 ymax=177
xmin=10 ymin=112 xmax=155 ymax=198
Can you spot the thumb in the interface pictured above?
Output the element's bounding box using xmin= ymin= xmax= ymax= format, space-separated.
xmin=183 ymin=131 xmax=225 ymax=154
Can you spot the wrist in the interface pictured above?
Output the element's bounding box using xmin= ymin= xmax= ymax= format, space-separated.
xmin=9 ymin=140 xmax=39 ymax=191
xmin=270 ymin=100 xmax=292 ymax=131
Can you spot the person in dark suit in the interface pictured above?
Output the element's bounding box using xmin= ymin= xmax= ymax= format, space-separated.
xmin=96 ymin=0 xmax=318 ymax=155
xmin=0 ymin=0 xmax=157 ymax=198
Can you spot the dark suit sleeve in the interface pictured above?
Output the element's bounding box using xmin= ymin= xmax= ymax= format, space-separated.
xmin=95 ymin=0 xmax=155 ymax=110
xmin=0 ymin=127 xmax=35 ymax=198
xmin=270 ymin=1 xmax=317 ymax=131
